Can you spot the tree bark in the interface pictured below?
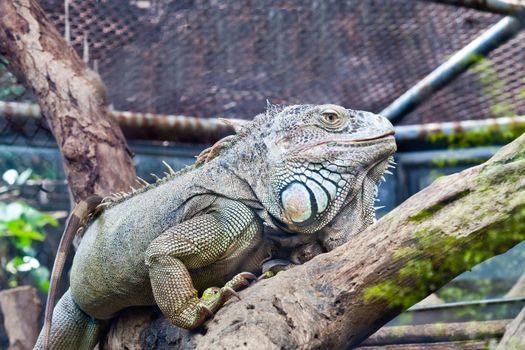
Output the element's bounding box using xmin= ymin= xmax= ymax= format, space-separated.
xmin=356 ymin=340 xmax=495 ymax=350
xmin=0 ymin=0 xmax=136 ymax=202
xmin=103 ymin=133 xmax=525 ymax=349
xmin=0 ymin=286 xmax=42 ymax=350
xmin=360 ymin=320 xmax=509 ymax=346
xmin=496 ymin=306 xmax=525 ymax=350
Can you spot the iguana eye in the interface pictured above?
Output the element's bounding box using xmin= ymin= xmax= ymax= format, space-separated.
xmin=320 ymin=108 xmax=345 ymax=128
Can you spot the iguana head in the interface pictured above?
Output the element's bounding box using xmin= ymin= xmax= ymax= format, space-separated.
xmin=234 ymin=104 xmax=396 ymax=241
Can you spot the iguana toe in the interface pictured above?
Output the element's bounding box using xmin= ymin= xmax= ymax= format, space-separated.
xmin=257 ymin=259 xmax=292 ymax=280
xmin=239 ymin=272 xmax=257 ymax=281
xmin=175 ymin=300 xmax=216 ymax=329
xmin=224 ymin=271 xmax=256 ymax=290
xmin=257 ymin=270 xmax=276 ymax=280
xmin=198 ymin=273 xmax=256 ymax=316
xmin=199 ymin=303 xmax=214 ymax=318
xmin=222 ymin=287 xmax=240 ymax=300
xmin=200 ymin=286 xmax=238 ymax=313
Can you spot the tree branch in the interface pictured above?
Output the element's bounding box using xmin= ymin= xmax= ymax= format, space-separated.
xmin=0 ymin=0 xmax=136 ymax=202
xmin=105 ymin=133 xmax=525 ymax=349
xmin=360 ymin=319 xmax=509 ymax=346
xmin=496 ymin=305 xmax=525 ymax=349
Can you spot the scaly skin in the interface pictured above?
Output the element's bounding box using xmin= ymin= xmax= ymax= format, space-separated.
xmin=41 ymin=196 xmax=103 ymax=349
xmin=35 ymin=104 xmax=396 ymax=349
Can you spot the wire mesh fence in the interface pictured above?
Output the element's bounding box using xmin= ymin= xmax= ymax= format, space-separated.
xmin=1 ymin=0 xmax=525 ymax=147
xmin=0 ymin=114 xmax=56 ymax=148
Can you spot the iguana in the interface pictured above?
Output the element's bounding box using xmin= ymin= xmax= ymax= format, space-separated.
xmin=35 ymin=104 xmax=396 ymax=349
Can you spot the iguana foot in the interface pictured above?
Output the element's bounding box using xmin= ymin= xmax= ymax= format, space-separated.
xmin=174 ymin=299 xmax=216 ymax=329
xmin=197 ymin=272 xmax=257 ymax=319
xmin=201 ymin=286 xmax=238 ymax=311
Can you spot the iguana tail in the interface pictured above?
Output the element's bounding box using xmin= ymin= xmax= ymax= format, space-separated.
xmin=42 ymin=196 xmax=103 ymax=350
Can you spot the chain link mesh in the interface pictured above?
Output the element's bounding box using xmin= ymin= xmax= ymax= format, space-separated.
xmin=1 ymin=0 xmax=525 ymax=146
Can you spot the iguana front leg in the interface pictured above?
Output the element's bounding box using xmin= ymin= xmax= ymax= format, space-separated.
xmin=144 ymin=198 xmax=262 ymax=329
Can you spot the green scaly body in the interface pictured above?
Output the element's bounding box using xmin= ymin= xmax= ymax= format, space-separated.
xmin=35 ymin=104 xmax=396 ymax=349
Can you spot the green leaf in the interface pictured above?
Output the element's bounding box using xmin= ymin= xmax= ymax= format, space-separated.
xmin=0 ymin=222 xmax=7 ymax=237
xmin=6 ymin=219 xmax=45 ymax=241
xmin=5 ymin=257 xmax=22 ymax=274
xmin=11 ymin=256 xmax=24 ymax=267
xmin=14 ymin=236 xmax=32 ymax=248
xmin=21 ymin=206 xmax=57 ymax=228
xmin=30 ymin=266 xmax=50 ymax=293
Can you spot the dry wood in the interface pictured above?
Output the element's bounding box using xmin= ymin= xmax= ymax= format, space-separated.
xmin=0 ymin=0 xmax=136 ymax=202
xmin=496 ymin=306 xmax=525 ymax=350
xmin=0 ymin=286 xmax=42 ymax=350
xmin=502 ymin=274 xmax=525 ymax=349
xmin=361 ymin=320 xmax=509 ymax=345
xmin=506 ymin=273 xmax=525 ymax=297
xmin=103 ymin=134 xmax=525 ymax=349
xmin=355 ymin=340 xmax=496 ymax=350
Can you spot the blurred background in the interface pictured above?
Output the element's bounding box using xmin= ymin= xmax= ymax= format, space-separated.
xmin=1 ymin=0 xmax=525 ymax=348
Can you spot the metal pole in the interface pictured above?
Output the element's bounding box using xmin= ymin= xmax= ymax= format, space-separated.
xmin=381 ymin=15 xmax=525 ymax=123
xmin=394 ymin=115 xmax=525 ymax=142
xmin=0 ymin=100 xmax=239 ymax=142
xmin=425 ymin=0 xmax=525 ymax=15
xmin=2 ymin=100 xmax=525 ymax=144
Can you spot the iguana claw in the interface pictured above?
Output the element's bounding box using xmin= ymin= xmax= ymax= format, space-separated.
xmin=174 ymin=299 xmax=216 ymax=329
xmin=224 ymin=271 xmax=256 ymax=290
xmin=199 ymin=272 xmax=256 ymax=311
xmin=199 ymin=303 xmax=214 ymax=318
xmin=239 ymin=272 xmax=257 ymax=281
xmin=222 ymin=287 xmax=240 ymax=300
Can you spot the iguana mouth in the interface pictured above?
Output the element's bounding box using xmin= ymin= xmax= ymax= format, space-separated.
xmin=324 ymin=132 xmax=395 ymax=145
xmin=299 ymin=132 xmax=395 ymax=152
xmin=350 ymin=132 xmax=395 ymax=143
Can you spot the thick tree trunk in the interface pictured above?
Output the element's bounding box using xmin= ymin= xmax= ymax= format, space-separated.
xmin=0 ymin=0 xmax=136 ymax=202
xmin=103 ymin=134 xmax=525 ymax=349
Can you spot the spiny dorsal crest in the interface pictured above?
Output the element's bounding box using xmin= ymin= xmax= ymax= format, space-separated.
xmin=98 ymin=106 xmax=280 ymax=209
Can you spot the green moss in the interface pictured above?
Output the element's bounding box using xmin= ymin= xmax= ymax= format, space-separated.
xmin=426 ymin=124 xmax=525 ymax=151
xmin=363 ymin=204 xmax=525 ymax=310
xmin=408 ymin=205 xmax=444 ymax=222
xmin=408 ymin=190 xmax=470 ymax=223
